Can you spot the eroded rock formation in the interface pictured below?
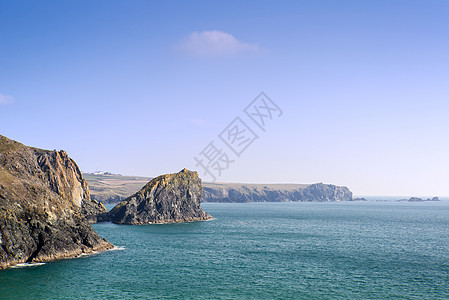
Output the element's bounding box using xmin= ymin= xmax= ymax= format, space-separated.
xmin=0 ymin=135 xmax=112 ymax=269
xmin=106 ymin=169 xmax=212 ymax=224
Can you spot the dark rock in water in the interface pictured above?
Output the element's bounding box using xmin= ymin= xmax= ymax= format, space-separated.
xmin=408 ymin=197 xmax=424 ymax=202
xmin=106 ymin=169 xmax=212 ymax=224
xmin=202 ymin=182 xmax=353 ymax=203
xmin=408 ymin=196 xmax=440 ymax=202
xmin=353 ymin=197 xmax=367 ymax=201
xmin=0 ymin=135 xmax=112 ymax=270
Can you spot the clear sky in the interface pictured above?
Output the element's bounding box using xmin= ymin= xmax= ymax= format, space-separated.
xmin=1 ymin=0 xmax=448 ymax=196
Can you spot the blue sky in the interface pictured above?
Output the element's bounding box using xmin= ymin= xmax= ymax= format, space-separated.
xmin=1 ymin=0 xmax=448 ymax=196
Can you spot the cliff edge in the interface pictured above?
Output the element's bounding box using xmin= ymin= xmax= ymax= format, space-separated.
xmin=0 ymin=135 xmax=112 ymax=269
xmin=202 ymin=182 xmax=353 ymax=202
xmin=106 ymin=169 xmax=212 ymax=224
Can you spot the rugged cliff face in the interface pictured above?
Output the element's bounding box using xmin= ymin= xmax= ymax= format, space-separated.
xmin=85 ymin=174 xmax=355 ymax=204
xmin=107 ymin=169 xmax=212 ymax=224
xmin=33 ymin=148 xmax=107 ymax=222
xmin=202 ymin=182 xmax=353 ymax=202
xmin=0 ymin=135 xmax=112 ymax=269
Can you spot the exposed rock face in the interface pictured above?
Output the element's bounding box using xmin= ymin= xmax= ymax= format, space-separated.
xmin=202 ymin=182 xmax=353 ymax=202
xmin=293 ymin=183 xmax=353 ymax=202
xmin=0 ymin=135 xmax=112 ymax=269
xmin=33 ymin=149 xmax=107 ymax=222
xmin=106 ymin=169 xmax=212 ymax=224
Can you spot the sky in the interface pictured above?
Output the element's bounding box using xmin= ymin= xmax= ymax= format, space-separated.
xmin=0 ymin=0 xmax=448 ymax=197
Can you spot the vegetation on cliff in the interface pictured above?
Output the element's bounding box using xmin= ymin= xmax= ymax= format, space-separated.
xmin=83 ymin=173 xmax=150 ymax=204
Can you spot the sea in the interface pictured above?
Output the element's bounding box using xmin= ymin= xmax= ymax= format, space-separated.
xmin=1 ymin=200 xmax=448 ymax=299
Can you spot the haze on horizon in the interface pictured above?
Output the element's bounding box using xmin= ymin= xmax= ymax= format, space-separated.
xmin=0 ymin=1 xmax=448 ymax=197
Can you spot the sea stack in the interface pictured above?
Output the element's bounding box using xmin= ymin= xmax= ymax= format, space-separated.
xmin=0 ymin=135 xmax=112 ymax=269
xmin=107 ymin=169 xmax=212 ymax=224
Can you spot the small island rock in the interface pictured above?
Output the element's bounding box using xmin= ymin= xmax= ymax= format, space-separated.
xmin=106 ymin=169 xmax=212 ymax=225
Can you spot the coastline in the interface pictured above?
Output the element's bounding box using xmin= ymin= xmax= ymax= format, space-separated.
xmin=0 ymin=240 xmax=113 ymax=270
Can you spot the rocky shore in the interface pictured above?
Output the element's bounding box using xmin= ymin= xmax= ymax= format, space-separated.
xmin=0 ymin=135 xmax=112 ymax=269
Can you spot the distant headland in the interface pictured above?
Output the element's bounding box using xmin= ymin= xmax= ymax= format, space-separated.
xmin=84 ymin=173 xmax=356 ymax=204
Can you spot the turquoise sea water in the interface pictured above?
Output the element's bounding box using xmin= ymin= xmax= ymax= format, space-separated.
xmin=1 ymin=201 xmax=448 ymax=299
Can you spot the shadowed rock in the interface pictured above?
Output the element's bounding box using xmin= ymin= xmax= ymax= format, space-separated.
xmin=0 ymin=135 xmax=112 ymax=270
xmin=106 ymin=169 xmax=212 ymax=224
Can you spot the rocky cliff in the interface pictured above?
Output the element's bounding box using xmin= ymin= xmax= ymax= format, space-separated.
xmin=202 ymin=182 xmax=353 ymax=202
xmin=0 ymin=135 xmax=112 ymax=269
xmin=106 ymin=169 xmax=212 ymax=224
xmin=85 ymin=174 xmax=355 ymax=204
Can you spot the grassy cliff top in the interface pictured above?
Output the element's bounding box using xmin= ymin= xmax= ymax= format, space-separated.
xmin=204 ymin=182 xmax=310 ymax=191
xmin=0 ymin=134 xmax=53 ymax=154
xmin=0 ymin=135 xmax=23 ymax=153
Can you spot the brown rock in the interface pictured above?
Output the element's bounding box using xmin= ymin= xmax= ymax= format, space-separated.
xmin=106 ymin=168 xmax=212 ymax=225
xmin=0 ymin=135 xmax=112 ymax=269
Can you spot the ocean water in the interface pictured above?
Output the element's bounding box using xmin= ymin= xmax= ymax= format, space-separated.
xmin=1 ymin=201 xmax=448 ymax=299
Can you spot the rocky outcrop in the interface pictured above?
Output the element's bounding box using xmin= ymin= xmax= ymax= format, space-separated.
xmin=202 ymin=182 xmax=353 ymax=202
xmin=0 ymin=135 xmax=112 ymax=269
xmin=408 ymin=197 xmax=440 ymax=202
xmin=353 ymin=197 xmax=367 ymax=201
xmin=106 ymin=169 xmax=212 ymax=224
xmin=84 ymin=174 xmax=356 ymax=205
xmin=33 ymin=149 xmax=107 ymax=222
